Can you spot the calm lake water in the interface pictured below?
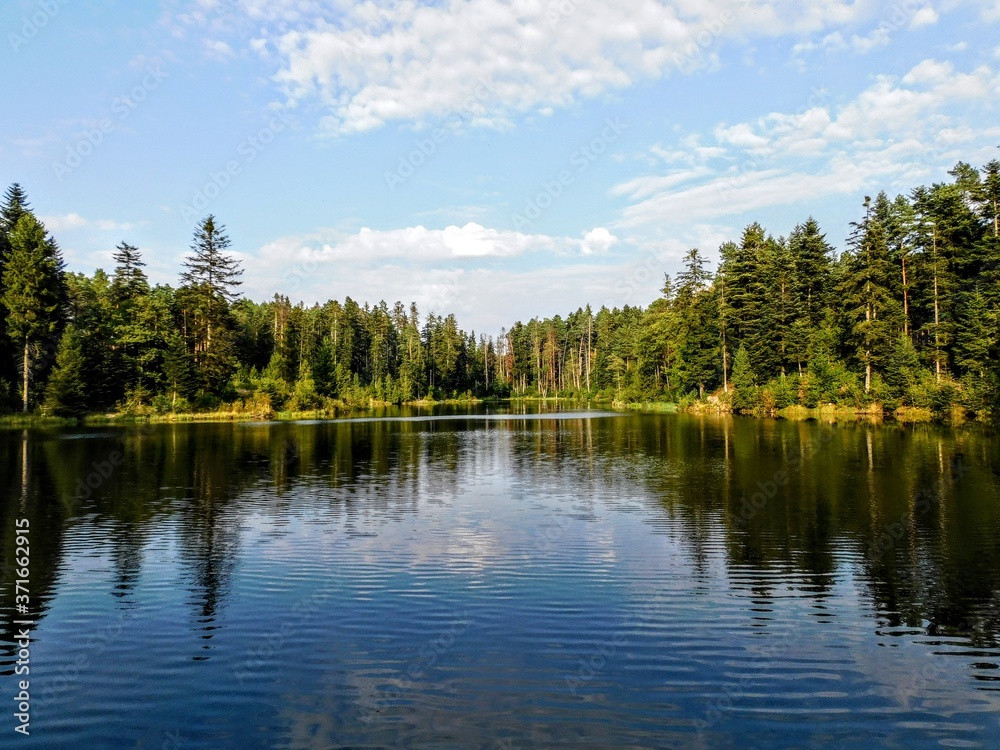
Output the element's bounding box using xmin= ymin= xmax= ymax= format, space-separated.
xmin=2 ymin=406 xmax=1000 ymax=749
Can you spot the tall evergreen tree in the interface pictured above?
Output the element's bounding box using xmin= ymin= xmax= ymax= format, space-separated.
xmin=0 ymin=183 xmax=33 ymax=407
xmin=109 ymin=242 xmax=162 ymax=400
xmin=179 ymin=216 xmax=243 ymax=393
xmin=162 ymin=331 xmax=196 ymax=409
xmin=0 ymin=183 xmax=30 ymax=235
xmin=111 ymin=241 xmax=149 ymax=303
xmin=975 ymin=161 xmax=1000 ymax=316
xmin=911 ymin=185 xmax=973 ymax=380
xmin=839 ymin=194 xmax=901 ymax=392
xmin=44 ymin=324 xmax=88 ymax=417
xmin=789 ymin=217 xmax=834 ymax=328
xmin=954 ymin=285 xmax=995 ymax=381
xmin=674 ymin=248 xmax=718 ymax=397
xmin=1 ymin=213 xmax=66 ymax=411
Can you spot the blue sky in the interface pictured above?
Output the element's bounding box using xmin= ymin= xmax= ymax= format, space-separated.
xmin=2 ymin=0 xmax=999 ymax=333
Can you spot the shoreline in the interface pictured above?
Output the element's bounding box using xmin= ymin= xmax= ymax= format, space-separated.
xmin=0 ymin=397 xmax=990 ymax=429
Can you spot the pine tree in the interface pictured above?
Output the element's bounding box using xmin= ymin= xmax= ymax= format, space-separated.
xmin=0 ymin=183 xmax=33 ymax=409
xmin=1 ymin=213 xmax=66 ymax=411
xmin=179 ymin=216 xmax=243 ymax=392
xmin=975 ymin=161 xmax=1000 ymax=316
xmin=883 ymin=335 xmax=921 ymax=404
xmin=111 ymin=241 xmax=149 ymax=304
xmin=44 ymin=325 xmax=88 ymax=417
xmin=162 ymin=331 xmax=196 ymax=410
xmin=109 ymin=243 xmax=162 ymax=400
xmin=954 ymin=285 xmax=995 ymax=381
xmin=789 ymin=217 xmax=834 ymax=328
xmin=911 ymin=185 xmax=971 ymax=380
xmin=66 ymin=270 xmax=118 ymax=408
xmin=0 ymin=183 xmax=30 ymax=235
xmin=181 ymin=215 xmax=242 ymax=303
xmin=674 ymin=248 xmax=718 ymax=398
xmin=839 ymin=194 xmax=901 ymax=393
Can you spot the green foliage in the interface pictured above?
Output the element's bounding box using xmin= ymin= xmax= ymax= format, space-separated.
xmin=2 ymin=159 xmax=999 ymax=419
xmin=43 ymin=325 xmax=88 ymax=417
xmin=0 ymin=210 xmax=66 ymax=411
xmin=730 ymin=346 xmax=756 ymax=411
xmin=288 ymin=361 xmax=321 ymax=411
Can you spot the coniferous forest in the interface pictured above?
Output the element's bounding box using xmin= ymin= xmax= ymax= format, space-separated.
xmin=1 ymin=159 xmax=998 ymax=420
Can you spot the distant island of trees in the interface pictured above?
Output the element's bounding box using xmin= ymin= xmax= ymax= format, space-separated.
xmin=0 ymin=158 xmax=998 ymax=421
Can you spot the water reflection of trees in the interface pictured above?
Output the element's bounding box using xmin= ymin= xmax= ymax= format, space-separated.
xmin=0 ymin=431 xmax=66 ymax=667
xmin=2 ymin=413 xmax=998 ymax=668
xmin=538 ymin=414 xmax=1000 ymax=642
xmin=0 ymin=418 xmax=474 ymax=664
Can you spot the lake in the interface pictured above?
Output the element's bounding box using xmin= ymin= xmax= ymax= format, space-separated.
xmin=2 ymin=406 xmax=1000 ymax=748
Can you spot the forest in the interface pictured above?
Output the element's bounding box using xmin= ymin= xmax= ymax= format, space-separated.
xmin=0 ymin=158 xmax=998 ymax=419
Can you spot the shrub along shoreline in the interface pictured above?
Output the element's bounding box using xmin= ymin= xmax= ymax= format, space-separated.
xmin=1 ymin=393 xmax=987 ymax=430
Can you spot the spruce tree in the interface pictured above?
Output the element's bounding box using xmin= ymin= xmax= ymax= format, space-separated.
xmin=110 ymin=242 xmax=159 ymax=399
xmin=883 ymin=335 xmax=921 ymax=404
xmin=839 ymin=194 xmax=900 ymax=393
xmin=1 ymin=213 xmax=66 ymax=411
xmin=789 ymin=217 xmax=834 ymax=328
xmin=0 ymin=183 xmax=33 ymax=409
xmin=954 ymin=285 xmax=995 ymax=381
xmin=179 ymin=216 xmax=243 ymax=392
xmin=181 ymin=216 xmax=242 ymax=304
xmin=0 ymin=183 xmax=30 ymax=235
xmin=976 ymin=161 xmax=1000 ymax=316
xmin=911 ymin=185 xmax=971 ymax=379
xmin=44 ymin=324 xmax=88 ymax=417
xmin=674 ymin=248 xmax=718 ymax=398
xmin=111 ymin=241 xmax=149 ymax=304
xmin=162 ymin=331 xmax=196 ymax=410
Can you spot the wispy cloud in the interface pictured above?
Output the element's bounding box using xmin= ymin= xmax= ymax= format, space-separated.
xmin=613 ymin=59 xmax=1000 ymax=227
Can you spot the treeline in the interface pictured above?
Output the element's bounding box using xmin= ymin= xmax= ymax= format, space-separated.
xmin=514 ymin=160 xmax=1000 ymax=415
xmin=0 ymin=159 xmax=998 ymax=418
xmin=0 ymin=187 xmax=501 ymax=415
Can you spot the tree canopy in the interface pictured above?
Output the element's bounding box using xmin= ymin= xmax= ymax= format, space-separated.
xmin=1 ymin=161 xmax=998 ymax=417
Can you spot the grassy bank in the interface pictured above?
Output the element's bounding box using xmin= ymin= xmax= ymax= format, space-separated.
xmin=0 ymin=395 xmax=493 ymax=429
xmin=612 ymin=400 xmax=678 ymax=413
xmin=612 ymin=399 xmax=988 ymax=424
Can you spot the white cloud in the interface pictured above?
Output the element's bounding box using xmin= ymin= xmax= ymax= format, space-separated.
xmin=848 ymin=25 xmax=893 ymax=53
xmin=41 ymin=213 xmax=137 ymax=233
xmin=204 ymin=39 xmax=235 ymax=59
xmin=910 ymin=7 xmax=940 ymax=27
xmin=581 ymin=228 xmax=618 ymax=255
xmin=902 ymin=59 xmax=954 ymax=85
xmin=793 ymin=3 xmax=945 ymax=58
xmin=613 ymin=59 xmax=1000 ymax=228
xmin=260 ymin=0 xmax=879 ymax=134
xmin=237 ymin=223 xmax=648 ymax=330
xmin=249 ymin=222 xmax=605 ymax=274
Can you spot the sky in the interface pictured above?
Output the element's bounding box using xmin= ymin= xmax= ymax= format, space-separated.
xmin=1 ymin=0 xmax=999 ymax=334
